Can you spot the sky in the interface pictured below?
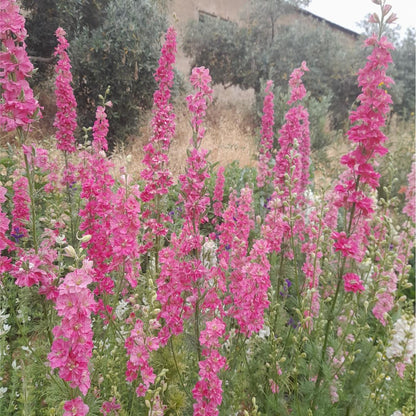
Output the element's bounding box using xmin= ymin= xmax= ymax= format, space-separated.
xmin=305 ymin=0 xmax=415 ymax=37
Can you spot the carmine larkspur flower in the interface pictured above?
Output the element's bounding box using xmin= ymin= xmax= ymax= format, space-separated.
xmin=63 ymin=397 xmax=89 ymax=416
xmin=332 ymin=34 xmax=394 ymax=265
xmin=48 ymin=260 xmax=96 ymax=395
xmin=0 ymin=0 xmax=42 ymax=131
xmin=342 ymin=273 xmax=365 ymax=293
xmin=54 ymin=27 xmax=77 ymax=153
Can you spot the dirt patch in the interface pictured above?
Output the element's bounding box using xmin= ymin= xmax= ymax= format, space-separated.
xmin=117 ymin=93 xmax=258 ymax=180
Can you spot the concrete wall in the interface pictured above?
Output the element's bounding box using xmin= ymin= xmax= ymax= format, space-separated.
xmin=167 ymin=0 xmax=358 ymax=75
xmin=167 ymin=0 xmax=248 ymax=74
xmin=167 ymin=0 xmax=358 ymax=106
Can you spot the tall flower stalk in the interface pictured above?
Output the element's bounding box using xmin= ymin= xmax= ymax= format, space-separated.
xmin=0 ymin=0 xmax=41 ymax=132
xmin=53 ymin=27 xmax=80 ymax=246
xmin=1 ymin=0 xmax=42 ymax=253
xmin=140 ymin=27 xmax=177 ymax=272
xmin=54 ymin=27 xmax=77 ymax=154
xmin=48 ymin=260 xmax=95 ymax=406
xmin=313 ymin=2 xmax=396 ymax=402
xmin=257 ymin=80 xmax=275 ymax=188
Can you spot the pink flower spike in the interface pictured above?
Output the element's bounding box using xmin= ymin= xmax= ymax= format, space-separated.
xmin=48 ymin=260 xmax=96 ymax=395
xmin=332 ymin=33 xmax=394 ymax=265
xmin=140 ymin=26 xmax=176 ymax=204
xmin=11 ymin=175 xmax=30 ymax=239
xmin=92 ymin=105 xmax=109 ymax=152
xmin=287 ymin=61 xmax=309 ymax=105
xmin=0 ymin=0 xmax=42 ymax=131
xmin=54 ymin=27 xmax=77 ymax=153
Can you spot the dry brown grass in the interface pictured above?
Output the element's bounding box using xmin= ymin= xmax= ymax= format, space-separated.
xmin=3 ymin=82 xmax=413 ymax=192
xmin=114 ymin=88 xmax=259 ymax=180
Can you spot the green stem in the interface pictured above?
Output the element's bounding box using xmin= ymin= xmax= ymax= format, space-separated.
xmin=312 ymin=202 xmax=360 ymax=408
xmin=311 ymin=255 xmax=344 ymax=408
xmin=23 ymin=152 xmax=38 ymax=253
xmin=169 ymin=338 xmax=193 ymax=401
xmin=41 ymin=301 xmax=53 ymax=347
xmin=63 ymin=152 xmax=77 ymax=248
xmin=194 ymin=291 xmax=202 ymax=363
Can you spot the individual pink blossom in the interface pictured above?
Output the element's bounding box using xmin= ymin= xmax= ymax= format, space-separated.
xmin=100 ymin=397 xmax=121 ymax=415
xmin=257 ymin=80 xmax=274 ymax=188
xmin=342 ymin=273 xmax=365 ymax=293
xmin=199 ymin=317 xmax=225 ymax=349
xmin=0 ymin=0 xmax=42 ymax=131
xmin=54 ymin=27 xmax=77 ymax=153
xmin=12 ymin=250 xmax=47 ymax=287
xmin=63 ymin=397 xmax=89 ymax=416
xmin=332 ymin=231 xmax=361 ymax=260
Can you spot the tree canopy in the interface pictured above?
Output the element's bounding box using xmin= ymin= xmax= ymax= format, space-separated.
xmin=22 ymin=0 xmax=168 ymax=146
xmin=183 ymin=0 xmax=414 ymax=129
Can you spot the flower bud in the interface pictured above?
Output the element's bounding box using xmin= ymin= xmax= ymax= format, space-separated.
xmin=63 ymin=245 xmax=77 ymax=258
xmin=369 ymin=13 xmax=380 ymax=24
xmin=79 ymin=234 xmax=92 ymax=243
xmin=386 ymin=13 xmax=398 ymax=24
xmin=382 ymin=4 xmax=392 ymax=15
